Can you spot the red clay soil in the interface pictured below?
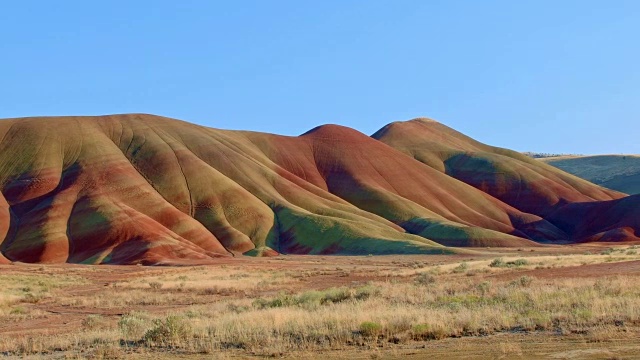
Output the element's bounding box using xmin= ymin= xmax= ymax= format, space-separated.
xmin=491 ymin=260 xmax=640 ymax=280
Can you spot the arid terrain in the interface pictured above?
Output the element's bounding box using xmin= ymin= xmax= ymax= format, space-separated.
xmin=1 ymin=244 xmax=640 ymax=359
xmin=3 ymin=1 xmax=639 ymax=358
xmin=2 ymin=115 xmax=640 ymax=359
xmin=1 ymin=114 xmax=639 ymax=265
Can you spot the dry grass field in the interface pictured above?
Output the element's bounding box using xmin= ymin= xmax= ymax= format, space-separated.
xmin=1 ymin=245 xmax=640 ymax=359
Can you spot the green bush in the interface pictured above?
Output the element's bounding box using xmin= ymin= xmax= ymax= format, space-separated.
xmin=320 ymin=287 xmax=353 ymax=304
xmin=411 ymin=323 xmax=448 ymax=340
xmin=489 ymin=258 xmax=505 ymax=268
xmin=359 ymin=321 xmax=383 ymax=337
xmin=601 ymin=248 xmax=615 ymax=255
xmin=489 ymin=258 xmax=528 ymax=268
xmin=252 ymin=293 xmax=296 ymax=309
xmin=354 ymin=285 xmax=380 ymax=301
xmin=512 ymin=259 xmax=529 ymax=266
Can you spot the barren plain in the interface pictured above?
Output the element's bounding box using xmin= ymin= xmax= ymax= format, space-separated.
xmin=2 ymin=244 xmax=640 ymax=359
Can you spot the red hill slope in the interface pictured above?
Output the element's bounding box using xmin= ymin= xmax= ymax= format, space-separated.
xmin=373 ymin=118 xmax=624 ymax=216
xmin=0 ymin=114 xmax=636 ymax=264
xmin=545 ymin=194 xmax=640 ymax=243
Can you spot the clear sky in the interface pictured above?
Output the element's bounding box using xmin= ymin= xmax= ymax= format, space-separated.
xmin=1 ymin=1 xmax=638 ymax=154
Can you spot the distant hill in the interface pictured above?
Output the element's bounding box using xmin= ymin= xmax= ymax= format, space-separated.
xmin=523 ymin=152 xmax=583 ymax=159
xmin=540 ymin=155 xmax=640 ymax=195
xmin=0 ymin=114 xmax=637 ymax=265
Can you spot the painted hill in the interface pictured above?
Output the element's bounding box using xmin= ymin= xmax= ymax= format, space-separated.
xmin=372 ymin=118 xmax=624 ymax=216
xmin=0 ymin=114 xmax=636 ymax=264
xmin=541 ymin=155 xmax=640 ymax=195
xmin=545 ymin=194 xmax=640 ymax=242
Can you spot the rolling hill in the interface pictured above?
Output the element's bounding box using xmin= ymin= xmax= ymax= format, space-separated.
xmin=541 ymin=155 xmax=640 ymax=195
xmin=0 ymin=114 xmax=637 ymax=264
xmin=372 ymin=118 xmax=624 ymax=216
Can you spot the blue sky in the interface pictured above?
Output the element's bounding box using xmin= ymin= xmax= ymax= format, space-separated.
xmin=1 ymin=1 xmax=638 ymax=154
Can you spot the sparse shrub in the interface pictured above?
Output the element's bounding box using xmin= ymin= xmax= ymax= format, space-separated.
xmin=90 ymin=344 xmax=123 ymax=359
xmin=253 ymin=285 xmax=380 ymax=310
xmin=452 ymin=262 xmax=469 ymax=273
xmin=601 ymin=248 xmax=615 ymax=255
xmin=229 ymin=273 xmax=250 ymax=279
xmin=411 ymin=323 xmax=447 ymax=340
xmin=118 ymin=312 xmax=149 ymax=339
xmin=626 ymin=250 xmax=637 ymax=255
xmin=320 ymin=287 xmax=353 ymax=304
xmin=198 ymin=286 xmax=239 ymax=296
xmin=593 ymin=280 xmax=622 ymax=296
xmin=226 ymin=303 xmax=250 ymax=314
xmin=256 ymin=280 xmax=272 ymax=288
xmin=489 ymin=258 xmax=505 ymax=268
xmin=183 ymin=309 xmax=202 ymax=319
xmin=411 ymin=323 xmax=430 ymax=339
xmin=149 ymin=281 xmax=163 ymax=290
xmin=253 ymin=293 xmax=296 ymax=309
xmin=82 ymin=315 xmax=105 ymax=330
xmin=354 ymin=285 xmax=380 ymax=301
xmin=489 ymin=258 xmax=528 ymax=268
xmin=386 ymin=317 xmax=412 ymax=334
xmin=466 ymin=268 xmax=484 ymax=276
xmin=294 ymin=290 xmax=324 ymax=308
xmin=415 ymin=272 xmax=436 ymax=286
xmin=143 ymin=315 xmax=192 ymax=347
xmin=512 ymin=259 xmax=529 ymax=266
xmin=22 ymin=292 xmax=43 ymax=303
xmin=512 ymin=276 xmax=533 ymax=287
xmin=476 ymin=281 xmax=491 ymax=295
xmin=359 ymin=321 xmax=383 ymax=337
xmin=10 ymin=306 xmax=27 ymax=315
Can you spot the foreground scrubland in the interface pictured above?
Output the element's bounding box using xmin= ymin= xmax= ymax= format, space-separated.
xmin=1 ymin=245 xmax=640 ymax=359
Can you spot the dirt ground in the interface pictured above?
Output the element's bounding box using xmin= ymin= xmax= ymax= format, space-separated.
xmin=1 ymin=244 xmax=640 ymax=359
